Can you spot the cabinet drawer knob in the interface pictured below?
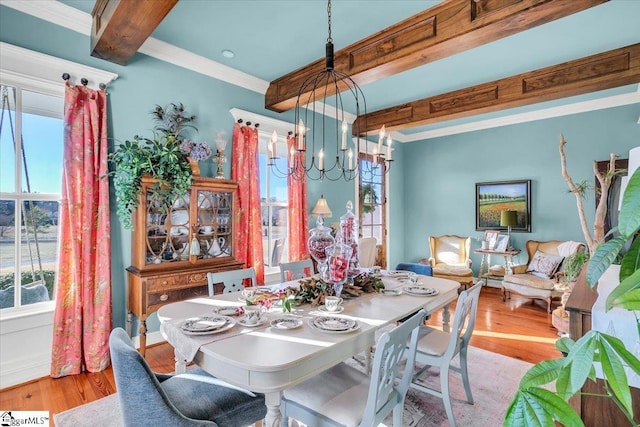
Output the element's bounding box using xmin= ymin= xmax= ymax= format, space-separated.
xmin=162 ymin=280 xmax=168 ymax=285
xmin=160 ymin=294 xmax=169 ymax=301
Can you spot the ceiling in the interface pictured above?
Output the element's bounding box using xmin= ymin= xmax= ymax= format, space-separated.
xmin=33 ymin=1 xmax=640 ymax=141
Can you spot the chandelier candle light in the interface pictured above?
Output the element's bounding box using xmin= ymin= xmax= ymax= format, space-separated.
xmin=267 ymin=0 xmax=392 ymax=182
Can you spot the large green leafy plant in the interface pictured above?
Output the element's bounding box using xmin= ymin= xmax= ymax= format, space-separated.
xmin=505 ymin=166 xmax=640 ymax=426
xmin=109 ymin=103 xmax=197 ymax=229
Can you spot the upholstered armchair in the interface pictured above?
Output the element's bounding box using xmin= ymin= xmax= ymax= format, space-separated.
xmin=502 ymin=240 xmax=585 ymax=313
xmin=426 ymin=235 xmax=474 ymax=288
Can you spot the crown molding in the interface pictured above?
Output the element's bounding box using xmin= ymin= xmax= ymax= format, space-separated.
xmin=139 ymin=38 xmax=268 ymax=94
xmin=0 ymin=0 xmax=91 ymax=34
xmin=5 ymin=1 xmax=637 ymax=141
xmin=1 ymin=0 xmax=267 ymax=94
xmin=0 ymin=42 xmax=117 ymax=91
xmin=404 ymin=88 xmax=640 ymax=141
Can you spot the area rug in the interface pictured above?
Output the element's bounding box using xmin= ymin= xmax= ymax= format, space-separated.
xmin=54 ymin=346 xmax=532 ymax=427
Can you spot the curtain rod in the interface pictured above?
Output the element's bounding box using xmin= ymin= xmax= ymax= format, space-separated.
xmin=236 ymin=118 xmax=260 ymax=128
xmin=61 ymin=73 xmax=107 ymax=90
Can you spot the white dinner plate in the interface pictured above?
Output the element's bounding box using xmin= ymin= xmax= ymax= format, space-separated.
xmin=318 ymin=305 xmax=344 ymax=313
xmin=312 ymin=316 xmax=357 ymax=332
xmin=180 ymin=316 xmax=227 ymax=332
xmin=180 ymin=317 xmax=236 ymax=335
xmin=270 ymin=317 xmax=303 ymax=330
xmin=213 ymin=307 xmax=241 ymax=317
xmin=237 ymin=317 xmax=268 ymax=328
xmin=380 ymin=288 xmax=402 ymax=296
xmin=310 ymin=318 xmax=360 ymax=334
xmin=403 ymin=286 xmax=439 ymax=297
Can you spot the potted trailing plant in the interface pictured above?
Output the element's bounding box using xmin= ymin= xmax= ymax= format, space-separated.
xmin=109 ymin=103 xmax=211 ymax=229
xmin=504 ymin=144 xmax=640 ymax=425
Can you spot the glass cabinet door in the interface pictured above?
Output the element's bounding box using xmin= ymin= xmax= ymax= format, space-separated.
xmin=195 ymin=189 xmax=233 ymax=259
xmin=144 ymin=191 xmax=191 ymax=264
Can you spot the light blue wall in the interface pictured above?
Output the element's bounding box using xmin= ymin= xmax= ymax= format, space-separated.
xmin=399 ymin=105 xmax=640 ymax=272
xmin=0 ymin=5 xmax=364 ymax=334
xmin=2 ymin=6 xmax=639 ymax=332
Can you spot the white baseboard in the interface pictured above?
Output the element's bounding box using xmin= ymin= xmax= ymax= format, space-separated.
xmin=0 ymin=351 xmax=52 ymax=389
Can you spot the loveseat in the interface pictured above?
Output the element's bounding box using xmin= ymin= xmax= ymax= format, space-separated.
xmin=502 ymin=240 xmax=585 ymax=313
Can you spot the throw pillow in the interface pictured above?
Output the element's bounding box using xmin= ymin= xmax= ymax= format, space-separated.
xmin=526 ymin=250 xmax=564 ymax=279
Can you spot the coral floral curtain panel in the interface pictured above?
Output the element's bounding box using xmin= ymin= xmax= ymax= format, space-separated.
xmin=51 ymin=83 xmax=112 ymax=377
xmin=231 ymin=123 xmax=265 ymax=284
xmin=287 ymin=134 xmax=309 ymax=261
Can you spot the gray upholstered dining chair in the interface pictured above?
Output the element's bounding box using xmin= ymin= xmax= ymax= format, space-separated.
xmin=410 ymin=281 xmax=483 ymax=427
xmin=280 ymin=309 xmax=427 ymax=427
xmin=279 ymin=259 xmax=315 ymax=282
xmin=206 ymin=267 xmax=256 ymax=295
xmin=109 ymin=328 xmax=266 ymax=427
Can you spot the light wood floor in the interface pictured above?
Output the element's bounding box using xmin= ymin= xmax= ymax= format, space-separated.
xmin=0 ymin=287 xmax=563 ymax=418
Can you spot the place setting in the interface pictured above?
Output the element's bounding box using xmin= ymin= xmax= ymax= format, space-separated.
xmin=317 ymin=296 xmax=345 ymax=313
xmin=179 ymin=315 xmax=236 ymax=336
xmin=402 ymin=285 xmax=439 ymax=297
xmin=270 ymin=316 xmax=304 ymax=330
xmin=236 ymin=305 xmax=269 ymax=328
xmin=310 ymin=316 xmax=360 ymax=334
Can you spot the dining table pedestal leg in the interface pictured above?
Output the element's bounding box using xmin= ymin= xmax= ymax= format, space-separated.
xmin=264 ymin=391 xmax=282 ymax=427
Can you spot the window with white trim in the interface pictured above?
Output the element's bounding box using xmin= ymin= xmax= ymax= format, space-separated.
xmin=259 ymin=153 xmax=289 ymax=270
xmin=0 ymin=84 xmax=62 ymax=310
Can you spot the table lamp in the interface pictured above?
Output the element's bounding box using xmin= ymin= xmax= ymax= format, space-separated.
xmin=311 ymin=195 xmax=332 ymax=218
xmin=500 ymin=210 xmax=518 ymax=250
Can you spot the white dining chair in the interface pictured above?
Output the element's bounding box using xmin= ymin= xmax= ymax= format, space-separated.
xmin=206 ymin=267 xmax=256 ymax=295
xmin=280 ymin=309 xmax=427 ymax=427
xmin=410 ymin=281 xmax=482 ymax=427
xmin=358 ymin=237 xmax=377 ymax=268
xmin=279 ymin=259 xmax=315 ymax=282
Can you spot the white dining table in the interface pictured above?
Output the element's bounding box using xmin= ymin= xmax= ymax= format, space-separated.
xmin=158 ymin=273 xmax=459 ymax=427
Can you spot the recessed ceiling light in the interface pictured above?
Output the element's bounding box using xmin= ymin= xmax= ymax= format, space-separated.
xmin=221 ymin=49 xmax=235 ymax=59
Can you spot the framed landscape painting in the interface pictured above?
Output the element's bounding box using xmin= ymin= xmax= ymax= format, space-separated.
xmin=476 ymin=180 xmax=531 ymax=232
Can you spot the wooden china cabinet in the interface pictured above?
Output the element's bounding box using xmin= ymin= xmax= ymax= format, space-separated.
xmin=127 ymin=176 xmax=243 ymax=355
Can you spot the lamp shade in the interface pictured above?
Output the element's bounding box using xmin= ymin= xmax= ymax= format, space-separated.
xmin=312 ymin=195 xmax=332 ymax=217
xmin=500 ymin=210 xmax=518 ymax=227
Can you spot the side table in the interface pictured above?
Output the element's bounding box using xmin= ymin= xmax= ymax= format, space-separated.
xmin=474 ymin=248 xmax=521 ymax=284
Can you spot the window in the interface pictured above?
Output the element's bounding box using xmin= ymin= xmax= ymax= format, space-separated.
xmin=0 ymin=84 xmax=63 ymax=310
xmin=358 ymin=154 xmax=386 ymax=267
xmin=259 ymin=153 xmax=289 ymax=270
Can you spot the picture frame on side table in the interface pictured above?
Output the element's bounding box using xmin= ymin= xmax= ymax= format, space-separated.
xmin=475 ymin=179 xmax=531 ymax=232
xmin=483 ymin=230 xmax=500 ymax=250
xmin=495 ymin=234 xmax=509 ymax=252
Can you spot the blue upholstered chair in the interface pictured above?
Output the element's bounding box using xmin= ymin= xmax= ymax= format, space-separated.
xmin=109 ymin=328 xmax=266 ymax=427
xmin=280 ymin=309 xmax=428 ymax=427
xmin=395 ymin=262 xmax=433 ymax=276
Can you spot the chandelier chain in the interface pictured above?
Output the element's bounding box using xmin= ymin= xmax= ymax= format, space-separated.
xmin=327 ymin=0 xmax=332 ymax=43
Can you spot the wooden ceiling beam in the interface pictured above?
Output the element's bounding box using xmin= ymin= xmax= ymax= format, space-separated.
xmin=265 ymin=0 xmax=608 ymax=113
xmin=353 ymin=43 xmax=640 ymax=135
xmin=90 ymin=0 xmax=178 ymax=65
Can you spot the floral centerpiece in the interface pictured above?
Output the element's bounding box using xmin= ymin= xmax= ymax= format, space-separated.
xmin=243 ymin=272 xmax=384 ymax=312
xmin=109 ymin=102 xmax=208 ymax=229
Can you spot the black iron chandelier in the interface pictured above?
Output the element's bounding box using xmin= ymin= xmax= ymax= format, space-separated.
xmin=268 ymin=0 xmax=393 ymax=182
